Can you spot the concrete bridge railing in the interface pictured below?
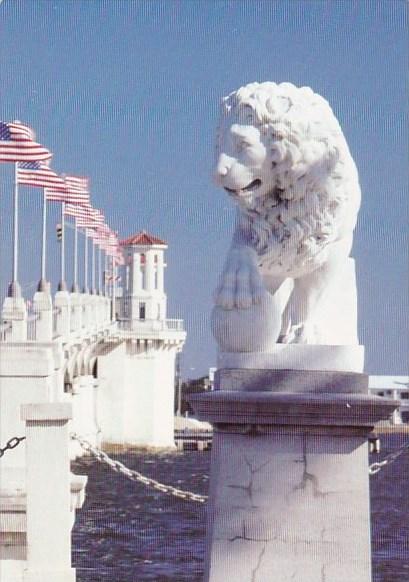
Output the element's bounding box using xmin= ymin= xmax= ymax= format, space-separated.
xmin=0 ymin=288 xmax=116 ymax=581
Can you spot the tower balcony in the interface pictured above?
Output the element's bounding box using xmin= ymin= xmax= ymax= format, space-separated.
xmin=117 ymin=317 xmax=186 ymax=343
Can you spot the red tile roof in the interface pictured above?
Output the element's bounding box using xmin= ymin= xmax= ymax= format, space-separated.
xmin=119 ymin=230 xmax=167 ymax=247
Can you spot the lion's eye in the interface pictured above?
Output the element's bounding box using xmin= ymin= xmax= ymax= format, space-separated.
xmin=237 ymin=140 xmax=251 ymax=152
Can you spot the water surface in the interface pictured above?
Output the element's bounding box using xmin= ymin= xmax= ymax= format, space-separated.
xmin=72 ymin=434 xmax=409 ymax=582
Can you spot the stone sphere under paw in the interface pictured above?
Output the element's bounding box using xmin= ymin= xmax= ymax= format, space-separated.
xmin=211 ymin=291 xmax=282 ymax=352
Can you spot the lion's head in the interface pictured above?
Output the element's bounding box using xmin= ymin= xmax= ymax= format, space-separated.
xmin=214 ymin=82 xmax=361 ymax=275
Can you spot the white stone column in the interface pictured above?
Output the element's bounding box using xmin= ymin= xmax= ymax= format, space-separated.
xmin=89 ymin=293 xmax=99 ymax=329
xmin=97 ymin=294 xmax=105 ymax=328
xmin=21 ymin=402 xmax=76 ymax=582
xmin=391 ymin=389 xmax=402 ymax=425
xmin=156 ymin=251 xmax=164 ymax=294
xmin=32 ymin=290 xmax=53 ymax=341
xmin=145 ymin=250 xmax=155 ymax=293
xmin=131 ymin=253 xmax=142 ymax=294
xmin=71 ymin=375 xmax=100 ymax=454
xmin=104 ymin=295 xmax=110 ymax=324
xmin=2 ymin=296 xmax=27 ymax=341
xmin=69 ymin=293 xmax=82 ymax=333
xmin=95 ymin=295 xmax=102 ymax=328
xmin=54 ymin=290 xmax=71 ymax=338
xmin=190 ymin=369 xmax=398 ymax=582
xmin=80 ymin=292 xmax=90 ymax=330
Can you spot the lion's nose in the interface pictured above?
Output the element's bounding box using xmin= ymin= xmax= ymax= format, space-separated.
xmin=215 ymin=153 xmax=234 ymax=181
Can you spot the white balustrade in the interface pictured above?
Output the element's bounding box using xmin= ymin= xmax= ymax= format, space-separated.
xmin=70 ymin=293 xmax=82 ymax=333
xmin=31 ymin=290 xmax=53 ymax=342
xmin=21 ymin=403 xmax=76 ymax=582
xmin=1 ymin=297 xmax=27 ymax=341
xmin=54 ymin=291 xmax=71 ymax=338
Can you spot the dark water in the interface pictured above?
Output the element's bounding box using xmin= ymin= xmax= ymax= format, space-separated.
xmin=72 ymin=434 xmax=409 ymax=582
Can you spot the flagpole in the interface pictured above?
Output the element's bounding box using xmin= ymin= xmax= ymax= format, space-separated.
xmin=58 ymin=202 xmax=67 ymax=291
xmin=91 ymin=239 xmax=96 ymax=293
xmin=84 ymin=231 xmax=89 ymax=293
xmin=72 ymin=217 xmax=79 ymax=292
xmin=104 ymin=253 xmax=108 ymax=297
xmin=98 ymin=246 xmax=102 ymax=294
xmin=38 ymin=188 xmax=48 ymax=291
xmin=112 ymin=257 xmax=116 ymax=321
xmin=9 ymin=162 xmax=21 ymax=298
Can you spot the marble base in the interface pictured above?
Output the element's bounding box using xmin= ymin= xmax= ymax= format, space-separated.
xmin=218 ymin=344 xmax=365 ymax=373
xmin=214 ymin=368 xmax=368 ymax=393
xmin=189 ymin=370 xmax=398 ymax=582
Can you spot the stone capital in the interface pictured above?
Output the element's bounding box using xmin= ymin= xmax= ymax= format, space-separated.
xmin=190 ymin=390 xmax=398 ymax=432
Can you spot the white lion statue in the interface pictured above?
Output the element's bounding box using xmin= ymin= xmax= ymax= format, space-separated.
xmin=213 ymin=82 xmax=361 ymax=345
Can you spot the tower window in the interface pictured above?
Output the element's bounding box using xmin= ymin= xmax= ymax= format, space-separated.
xmin=139 ymin=302 xmax=146 ymax=320
xmin=140 ymin=254 xmax=146 ymax=289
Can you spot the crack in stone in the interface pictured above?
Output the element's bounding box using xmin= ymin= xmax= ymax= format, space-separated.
xmin=228 ymin=520 xmax=273 ymax=543
xmin=228 ymin=454 xmax=272 ymax=507
xmin=293 ymin=436 xmax=328 ymax=498
xmin=250 ymin=544 xmax=266 ymax=582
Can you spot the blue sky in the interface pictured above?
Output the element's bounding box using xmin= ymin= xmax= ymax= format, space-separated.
xmin=0 ymin=0 xmax=408 ymax=376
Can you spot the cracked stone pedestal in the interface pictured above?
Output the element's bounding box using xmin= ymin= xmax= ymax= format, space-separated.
xmin=190 ymin=368 xmax=398 ymax=582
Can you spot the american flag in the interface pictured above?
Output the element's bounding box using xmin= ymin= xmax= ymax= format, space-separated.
xmin=105 ymin=273 xmax=121 ymax=282
xmin=0 ymin=121 xmax=52 ymax=162
xmin=103 ymin=231 xmax=123 ymax=263
xmin=85 ymin=228 xmax=97 ymax=239
xmin=46 ymin=174 xmax=90 ymax=204
xmin=17 ymin=161 xmax=66 ymax=190
xmin=65 ymin=202 xmax=99 ymax=230
xmin=65 ymin=202 xmax=93 ymax=218
xmin=92 ymin=208 xmax=105 ymax=227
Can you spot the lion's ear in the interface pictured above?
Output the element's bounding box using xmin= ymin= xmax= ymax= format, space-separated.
xmin=326 ymin=143 xmax=340 ymax=169
xmin=266 ymin=96 xmax=291 ymax=119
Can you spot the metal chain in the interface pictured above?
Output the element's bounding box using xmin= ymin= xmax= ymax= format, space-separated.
xmin=71 ymin=433 xmax=208 ymax=504
xmin=0 ymin=436 xmax=26 ymax=458
xmin=369 ymin=439 xmax=409 ymax=475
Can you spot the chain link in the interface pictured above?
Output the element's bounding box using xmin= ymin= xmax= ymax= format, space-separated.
xmin=0 ymin=436 xmax=26 ymax=458
xmin=369 ymin=439 xmax=409 ymax=475
xmin=71 ymin=433 xmax=208 ymax=503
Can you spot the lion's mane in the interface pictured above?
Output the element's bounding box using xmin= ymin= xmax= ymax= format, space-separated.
xmin=218 ymin=82 xmax=361 ymax=274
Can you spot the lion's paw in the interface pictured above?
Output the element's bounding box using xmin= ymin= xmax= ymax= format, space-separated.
xmin=280 ymin=322 xmax=318 ymax=344
xmin=214 ymin=249 xmax=265 ymax=310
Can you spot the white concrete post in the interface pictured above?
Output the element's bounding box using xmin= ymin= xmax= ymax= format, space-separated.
xmin=89 ymin=293 xmax=99 ymax=329
xmin=69 ymin=293 xmax=82 ymax=333
xmin=1 ymin=296 xmax=28 ymax=341
xmin=81 ymin=292 xmax=92 ymax=330
xmin=392 ymin=389 xmax=402 ymax=425
xmin=21 ymin=402 xmax=76 ymax=582
xmin=71 ymin=375 xmax=100 ymax=454
xmin=190 ymin=368 xmax=398 ymax=582
xmin=96 ymin=295 xmax=104 ymax=328
xmin=54 ymin=290 xmax=71 ymax=338
xmin=103 ymin=295 xmax=110 ymax=324
xmin=32 ymin=290 xmax=53 ymax=341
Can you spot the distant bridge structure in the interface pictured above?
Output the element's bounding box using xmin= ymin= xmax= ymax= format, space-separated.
xmin=0 ymin=230 xmax=186 ymax=582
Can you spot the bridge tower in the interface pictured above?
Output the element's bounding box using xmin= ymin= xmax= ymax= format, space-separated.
xmin=121 ymin=230 xmax=167 ymax=324
xmin=96 ymin=231 xmax=186 ymax=449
